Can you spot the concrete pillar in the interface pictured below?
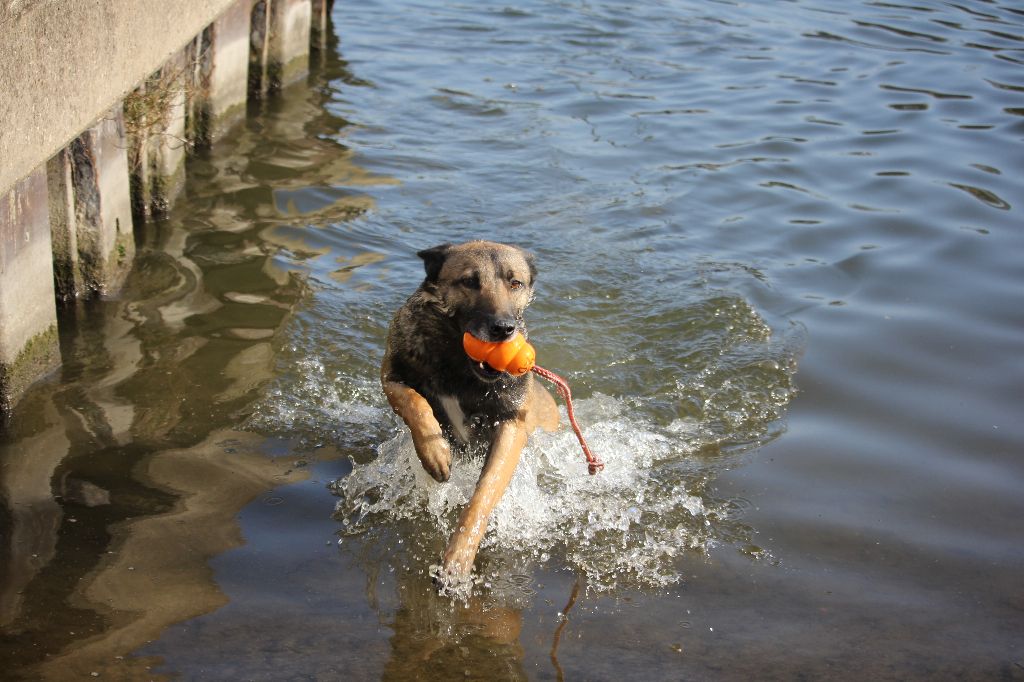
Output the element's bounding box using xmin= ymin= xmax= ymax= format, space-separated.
xmin=0 ymin=168 xmax=61 ymax=413
xmin=250 ymin=0 xmax=312 ymax=97
xmin=50 ymin=104 xmax=136 ymax=298
xmin=272 ymin=0 xmax=313 ymax=87
xmin=127 ymin=58 xmax=188 ymax=220
xmin=249 ymin=0 xmax=272 ymax=99
xmin=310 ymin=0 xmax=332 ymax=57
xmin=46 ymin=147 xmax=84 ymax=300
xmin=189 ymin=0 xmax=253 ymax=144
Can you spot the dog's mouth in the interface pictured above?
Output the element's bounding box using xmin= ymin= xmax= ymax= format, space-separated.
xmin=470 ymin=359 xmax=504 ymax=381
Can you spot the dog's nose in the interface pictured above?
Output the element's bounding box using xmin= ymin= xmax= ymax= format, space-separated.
xmin=489 ymin=319 xmax=517 ymax=341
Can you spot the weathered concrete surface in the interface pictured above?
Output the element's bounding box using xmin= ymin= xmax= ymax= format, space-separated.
xmin=272 ymin=0 xmax=313 ymax=87
xmin=49 ymin=105 xmax=135 ymax=298
xmin=250 ymin=0 xmax=313 ymax=97
xmin=249 ymin=0 xmax=273 ymax=98
xmin=46 ymin=147 xmax=83 ymax=299
xmin=0 ymin=167 xmax=60 ymax=412
xmin=209 ymin=0 xmax=253 ymax=134
xmin=0 ymin=0 xmax=242 ymax=199
xmin=184 ymin=0 xmax=255 ymax=145
xmin=128 ymin=55 xmax=189 ymax=220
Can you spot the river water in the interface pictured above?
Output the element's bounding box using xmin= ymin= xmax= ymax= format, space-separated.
xmin=2 ymin=0 xmax=1023 ymax=679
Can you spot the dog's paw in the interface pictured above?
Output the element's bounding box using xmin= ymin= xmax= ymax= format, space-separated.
xmin=441 ymin=532 xmax=480 ymax=578
xmin=429 ymin=562 xmax=477 ymax=599
xmin=433 ymin=553 xmax=475 ymax=599
xmin=415 ymin=435 xmax=452 ymax=482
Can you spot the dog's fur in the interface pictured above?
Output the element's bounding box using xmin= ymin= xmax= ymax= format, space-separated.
xmin=381 ymin=241 xmax=558 ymax=578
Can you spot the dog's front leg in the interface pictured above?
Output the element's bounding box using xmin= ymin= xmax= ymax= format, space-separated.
xmin=382 ymin=379 xmax=452 ymax=482
xmin=442 ymin=419 xmax=527 ymax=578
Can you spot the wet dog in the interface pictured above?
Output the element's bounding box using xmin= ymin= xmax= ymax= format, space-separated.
xmin=381 ymin=241 xmax=559 ymax=579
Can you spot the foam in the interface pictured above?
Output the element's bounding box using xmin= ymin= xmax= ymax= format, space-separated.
xmin=260 ymin=307 xmax=801 ymax=593
xmin=335 ymin=393 xmax=729 ymax=591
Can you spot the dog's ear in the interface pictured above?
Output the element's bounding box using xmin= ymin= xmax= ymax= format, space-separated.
xmin=417 ymin=243 xmax=452 ymax=283
xmin=523 ymin=250 xmax=538 ymax=286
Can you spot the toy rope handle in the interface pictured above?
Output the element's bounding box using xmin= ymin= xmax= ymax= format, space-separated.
xmin=532 ymin=365 xmax=605 ymax=475
xmin=462 ymin=332 xmax=604 ymax=475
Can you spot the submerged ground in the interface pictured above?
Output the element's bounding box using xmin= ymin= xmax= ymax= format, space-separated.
xmin=2 ymin=0 xmax=1023 ymax=679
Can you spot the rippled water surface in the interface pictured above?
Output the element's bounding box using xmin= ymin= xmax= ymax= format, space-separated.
xmin=2 ymin=0 xmax=1023 ymax=679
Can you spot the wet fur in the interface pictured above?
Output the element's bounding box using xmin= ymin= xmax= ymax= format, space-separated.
xmin=381 ymin=240 xmax=558 ymax=579
xmin=384 ymin=286 xmax=528 ymax=446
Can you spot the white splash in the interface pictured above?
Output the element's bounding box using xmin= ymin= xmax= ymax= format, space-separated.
xmin=334 ymin=393 xmax=717 ymax=591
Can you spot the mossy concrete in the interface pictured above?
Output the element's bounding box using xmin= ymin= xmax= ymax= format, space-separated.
xmin=207 ymin=0 xmax=254 ymax=140
xmin=46 ymin=148 xmax=83 ymax=300
xmin=0 ymin=325 xmax=60 ymax=415
xmin=249 ymin=0 xmax=313 ymax=98
xmin=126 ymin=58 xmax=189 ymax=221
xmin=49 ymin=104 xmax=136 ymax=298
xmin=273 ymin=0 xmax=313 ymax=88
xmin=0 ymin=168 xmax=60 ymax=413
xmin=184 ymin=9 xmax=253 ymax=146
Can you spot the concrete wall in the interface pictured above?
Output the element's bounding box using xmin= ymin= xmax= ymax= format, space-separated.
xmin=48 ymin=104 xmax=136 ymax=299
xmin=1 ymin=0 xmax=323 ymax=415
xmin=0 ymin=0 xmax=239 ymax=200
xmin=205 ymin=0 xmax=256 ymax=138
xmin=128 ymin=55 xmax=190 ymax=220
xmin=272 ymin=0 xmax=314 ymax=88
xmin=0 ymin=168 xmax=60 ymax=412
xmin=249 ymin=0 xmax=313 ymax=98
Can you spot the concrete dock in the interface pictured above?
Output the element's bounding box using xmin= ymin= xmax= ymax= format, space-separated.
xmin=0 ymin=0 xmax=327 ymax=414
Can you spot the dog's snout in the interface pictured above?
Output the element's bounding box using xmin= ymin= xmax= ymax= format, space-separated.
xmin=489 ymin=319 xmax=517 ymax=341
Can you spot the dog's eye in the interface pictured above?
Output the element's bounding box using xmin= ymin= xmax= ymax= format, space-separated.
xmin=510 ymin=279 xmax=524 ymax=290
xmin=459 ymin=275 xmax=480 ymax=289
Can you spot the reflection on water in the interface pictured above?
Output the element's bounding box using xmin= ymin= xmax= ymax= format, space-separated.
xmin=3 ymin=0 xmax=1024 ymax=679
xmin=0 ymin=22 xmax=390 ymax=678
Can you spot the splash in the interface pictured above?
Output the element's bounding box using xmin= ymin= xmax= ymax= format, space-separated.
xmin=256 ymin=295 xmax=803 ymax=592
xmin=246 ymin=356 xmax=390 ymax=449
xmin=333 ymin=383 xmax=790 ymax=592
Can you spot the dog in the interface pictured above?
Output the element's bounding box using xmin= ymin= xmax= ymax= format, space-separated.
xmin=381 ymin=240 xmax=559 ymax=579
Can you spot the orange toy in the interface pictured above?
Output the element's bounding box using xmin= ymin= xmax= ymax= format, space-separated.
xmin=462 ymin=332 xmax=536 ymax=376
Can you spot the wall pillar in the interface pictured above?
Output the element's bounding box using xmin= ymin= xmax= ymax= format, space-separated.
xmin=127 ymin=58 xmax=188 ymax=220
xmin=46 ymin=147 xmax=83 ymax=300
xmin=249 ymin=0 xmax=312 ymax=97
xmin=0 ymin=168 xmax=61 ymax=413
xmin=50 ymin=104 xmax=136 ymax=298
xmin=189 ymin=0 xmax=253 ymax=144
xmin=311 ymin=0 xmax=331 ymax=57
xmin=272 ymin=0 xmax=313 ymax=87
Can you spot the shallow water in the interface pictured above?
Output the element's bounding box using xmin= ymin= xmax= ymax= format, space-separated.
xmin=2 ymin=0 xmax=1024 ymax=679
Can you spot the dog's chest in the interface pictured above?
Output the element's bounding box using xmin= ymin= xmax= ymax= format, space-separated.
xmin=439 ymin=395 xmax=472 ymax=444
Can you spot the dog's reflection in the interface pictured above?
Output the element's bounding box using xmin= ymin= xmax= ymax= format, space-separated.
xmin=384 ymin=587 xmax=527 ymax=680
xmin=350 ymin=529 xmax=533 ymax=679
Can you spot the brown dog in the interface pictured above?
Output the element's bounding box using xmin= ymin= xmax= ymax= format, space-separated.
xmin=381 ymin=241 xmax=559 ymax=579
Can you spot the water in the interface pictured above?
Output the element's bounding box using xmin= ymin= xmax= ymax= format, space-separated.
xmin=2 ymin=0 xmax=1023 ymax=678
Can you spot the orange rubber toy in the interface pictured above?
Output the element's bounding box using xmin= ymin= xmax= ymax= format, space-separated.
xmin=462 ymin=332 xmax=536 ymax=376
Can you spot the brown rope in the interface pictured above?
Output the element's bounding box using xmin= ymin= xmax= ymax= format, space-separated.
xmin=532 ymin=365 xmax=605 ymax=475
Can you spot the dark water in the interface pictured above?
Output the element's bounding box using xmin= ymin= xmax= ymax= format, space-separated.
xmin=3 ymin=0 xmax=1024 ymax=679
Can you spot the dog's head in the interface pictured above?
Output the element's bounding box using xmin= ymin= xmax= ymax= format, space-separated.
xmin=417 ymin=240 xmax=537 ymax=347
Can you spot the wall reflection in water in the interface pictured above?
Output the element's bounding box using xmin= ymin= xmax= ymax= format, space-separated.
xmin=0 ymin=20 xmax=396 ymax=678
